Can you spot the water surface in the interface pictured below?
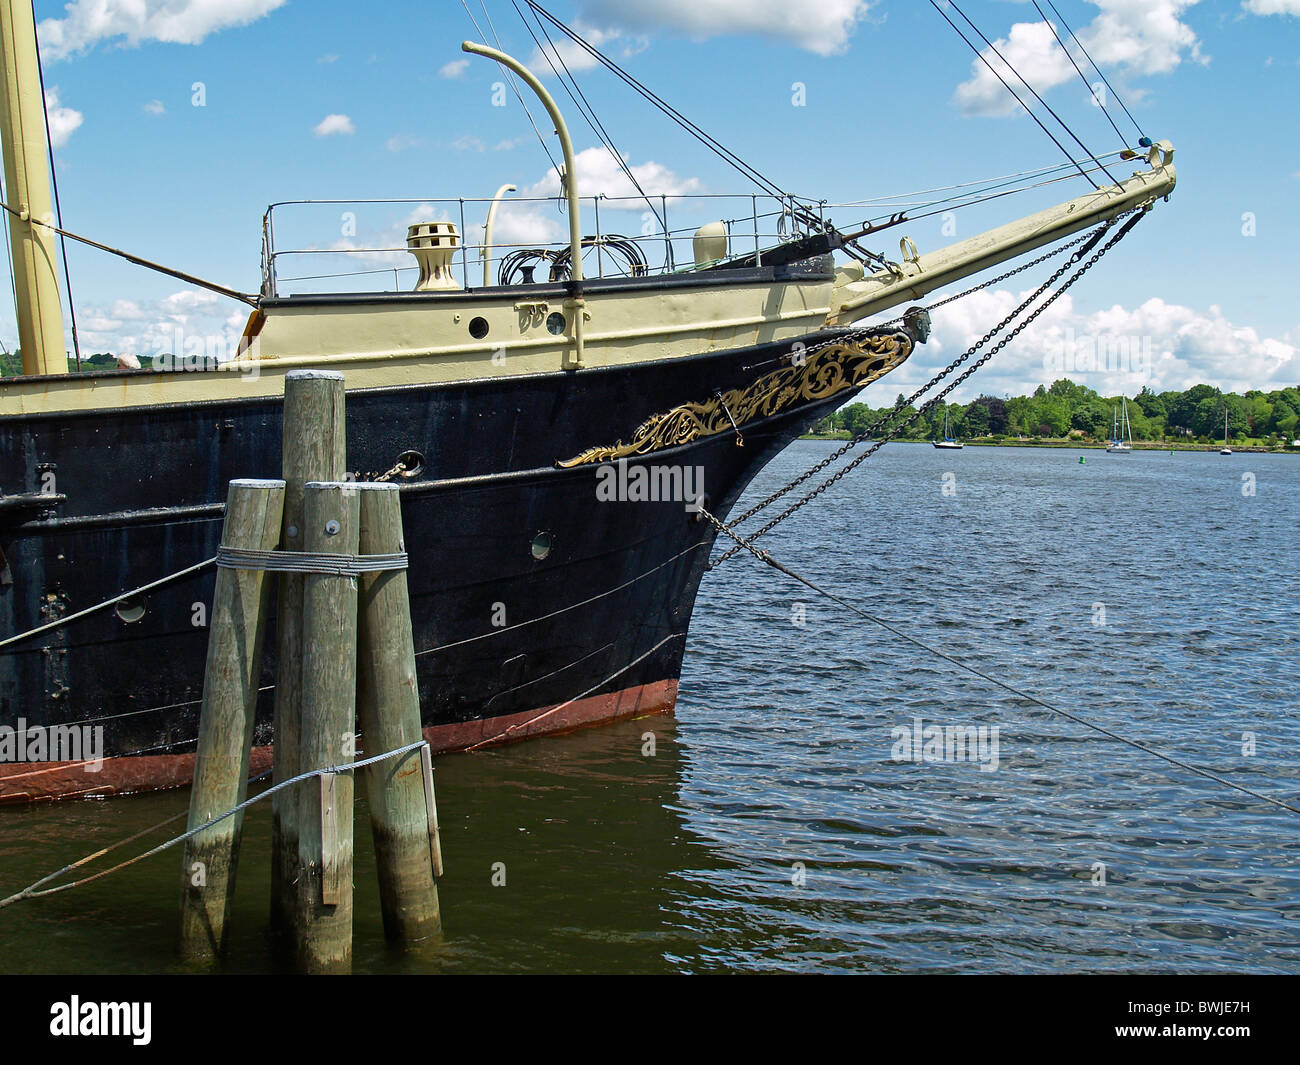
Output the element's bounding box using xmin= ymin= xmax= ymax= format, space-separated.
xmin=2 ymin=443 xmax=1296 ymax=973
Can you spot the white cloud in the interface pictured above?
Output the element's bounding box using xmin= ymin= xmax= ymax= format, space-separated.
xmin=528 ymin=21 xmax=627 ymax=75
xmin=886 ymin=288 xmax=1298 ymax=401
xmin=953 ymin=1 xmax=1204 ymax=117
xmin=571 ymin=0 xmax=872 ymax=56
xmin=72 ymin=287 xmax=248 ymax=360
xmin=317 ymin=53 xmax=339 ymax=64
xmin=476 ymin=206 xmax=563 ymax=253
xmin=522 ymin=145 xmax=703 ymax=203
xmin=44 ymin=88 xmax=82 ymax=149
xmin=1242 ymin=1 xmax=1300 ymax=14
xmin=386 ymin=133 xmax=421 ymax=152
xmin=313 ymin=113 xmax=355 ymax=137
xmin=439 ymin=58 xmax=470 ymax=79
xmin=38 ymin=0 xmax=287 ymax=61
xmin=143 ymin=99 xmax=165 ymax=115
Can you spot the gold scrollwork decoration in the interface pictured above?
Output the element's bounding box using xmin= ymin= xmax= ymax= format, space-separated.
xmin=557 ymin=331 xmax=913 ymax=468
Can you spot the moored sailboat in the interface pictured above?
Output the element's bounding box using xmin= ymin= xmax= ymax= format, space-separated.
xmin=932 ymin=410 xmax=964 ymax=450
xmin=1106 ymin=396 xmax=1133 ymax=453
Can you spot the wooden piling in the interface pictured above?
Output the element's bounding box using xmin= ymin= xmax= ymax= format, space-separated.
xmin=354 ymin=483 xmax=442 ymax=944
xmin=272 ymin=370 xmax=345 ymax=935
xmin=293 ymin=481 xmax=360 ymax=973
xmin=179 ymin=478 xmax=285 ymax=961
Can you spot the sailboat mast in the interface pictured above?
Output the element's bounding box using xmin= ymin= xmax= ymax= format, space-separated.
xmin=0 ymin=0 xmax=68 ymax=376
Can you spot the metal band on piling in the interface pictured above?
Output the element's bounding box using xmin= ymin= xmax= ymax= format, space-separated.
xmin=216 ymin=547 xmax=408 ymax=575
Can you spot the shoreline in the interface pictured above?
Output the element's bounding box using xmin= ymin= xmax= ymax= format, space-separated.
xmin=797 ymin=435 xmax=1300 ymax=455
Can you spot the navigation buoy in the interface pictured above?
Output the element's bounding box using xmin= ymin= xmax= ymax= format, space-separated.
xmin=1079 ymin=455 xmax=1085 ymax=464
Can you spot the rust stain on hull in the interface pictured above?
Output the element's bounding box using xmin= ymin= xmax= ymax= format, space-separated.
xmin=0 ymin=679 xmax=678 ymax=804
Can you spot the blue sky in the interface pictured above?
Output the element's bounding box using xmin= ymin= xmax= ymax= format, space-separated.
xmin=9 ymin=0 xmax=1299 ymax=399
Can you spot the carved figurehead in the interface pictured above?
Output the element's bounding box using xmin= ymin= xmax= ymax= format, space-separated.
xmin=903 ymin=305 xmax=932 ymax=345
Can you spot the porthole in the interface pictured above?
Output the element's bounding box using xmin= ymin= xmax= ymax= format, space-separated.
xmin=115 ymin=597 xmax=147 ymax=623
xmin=530 ymin=531 xmax=553 ymax=560
xmin=545 ymin=311 xmax=567 ymax=336
xmin=468 ymin=316 xmax=490 ymax=340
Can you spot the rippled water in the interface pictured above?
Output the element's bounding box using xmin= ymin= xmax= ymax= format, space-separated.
xmin=2 ymin=443 xmax=1297 ymax=973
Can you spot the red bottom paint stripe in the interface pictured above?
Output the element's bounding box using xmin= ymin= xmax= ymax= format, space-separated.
xmin=0 ymin=678 xmax=678 ymax=804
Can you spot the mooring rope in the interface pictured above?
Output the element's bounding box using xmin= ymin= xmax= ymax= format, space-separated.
xmin=0 ymin=556 xmax=217 ymax=652
xmin=699 ymin=510 xmax=1300 ymax=818
xmin=463 ymin=632 xmax=686 ymax=751
xmin=0 ymin=739 xmax=429 ymax=910
xmin=0 ymin=200 xmax=259 ymax=307
xmin=0 ymin=546 xmax=408 ymax=657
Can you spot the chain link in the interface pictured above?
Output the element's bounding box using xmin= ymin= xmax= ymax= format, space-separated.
xmin=374 ymin=459 xmax=409 ymax=482
xmin=709 ymin=210 xmax=1146 ymax=567
xmin=720 ymin=225 xmax=1110 ymax=537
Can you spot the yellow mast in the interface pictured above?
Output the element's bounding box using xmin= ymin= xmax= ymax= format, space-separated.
xmin=0 ymin=0 xmax=67 ymax=376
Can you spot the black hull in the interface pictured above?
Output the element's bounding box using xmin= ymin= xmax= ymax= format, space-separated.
xmin=0 ymin=326 xmax=908 ymax=800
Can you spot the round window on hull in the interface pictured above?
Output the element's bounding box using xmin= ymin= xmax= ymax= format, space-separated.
xmin=530 ymin=532 xmax=553 ymax=560
xmin=115 ymin=597 xmax=147 ymax=623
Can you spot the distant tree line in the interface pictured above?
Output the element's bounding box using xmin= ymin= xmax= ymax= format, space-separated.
xmin=810 ymin=379 xmax=1300 ymax=446
xmin=0 ymin=349 xmax=156 ymax=376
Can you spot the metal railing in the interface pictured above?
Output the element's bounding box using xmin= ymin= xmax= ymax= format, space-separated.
xmin=260 ymin=192 xmax=831 ymax=298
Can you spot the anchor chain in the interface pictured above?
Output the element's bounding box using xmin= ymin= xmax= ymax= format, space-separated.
xmin=709 ymin=209 xmax=1146 ymax=567
xmin=718 ymin=224 xmax=1115 ymax=539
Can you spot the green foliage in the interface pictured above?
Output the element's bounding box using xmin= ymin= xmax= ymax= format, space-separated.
xmin=824 ymin=379 xmax=1300 ymax=444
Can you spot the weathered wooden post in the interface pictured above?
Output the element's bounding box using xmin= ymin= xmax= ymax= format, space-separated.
xmin=354 ymin=483 xmax=442 ymax=944
xmin=272 ymin=370 xmax=345 ymax=935
xmin=293 ymin=481 xmax=360 ymax=973
xmin=179 ymin=478 xmax=285 ymax=960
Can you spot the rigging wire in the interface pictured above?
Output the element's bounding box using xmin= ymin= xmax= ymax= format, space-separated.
xmin=711 ymin=211 xmax=1146 ymax=564
xmin=944 ymin=1 xmax=1121 ymax=187
xmin=948 ymin=0 xmax=1122 ymax=185
xmin=929 ymin=0 xmax=1100 ymax=190
xmin=31 ymin=9 xmax=81 ymax=369
xmin=715 ymin=231 xmax=1103 ymax=545
xmin=513 ymin=0 xmax=666 ymax=232
xmin=1045 ymin=0 xmax=1146 ymax=141
xmin=0 ymin=200 xmax=258 ymax=306
xmin=853 ymin=155 xmax=1122 ymax=228
xmin=834 ymin=150 xmax=1128 ymax=208
xmin=523 ymin=0 xmax=793 ymax=202
xmin=461 ymin=0 xmax=560 ymax=176
xmin=1031 ymin=0 xmax=1129 ymax=149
